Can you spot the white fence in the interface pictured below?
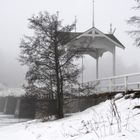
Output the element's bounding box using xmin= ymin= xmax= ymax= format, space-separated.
xmin=83 ymin=72 xmax=140 ymax=94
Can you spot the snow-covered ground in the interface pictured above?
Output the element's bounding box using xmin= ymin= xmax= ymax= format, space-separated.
xmin=0 ymin=93 xmax=140 ymax=140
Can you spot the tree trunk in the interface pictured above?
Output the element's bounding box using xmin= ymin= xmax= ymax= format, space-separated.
xmin=59 ymin=69 xmax=64 ymax=118
xmin=54 ymin=42 xmax=64 ymax=119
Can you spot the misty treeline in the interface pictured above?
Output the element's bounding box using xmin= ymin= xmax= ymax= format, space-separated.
xmin=19 ymin=11 xmax=81 ymax=118
xmin=127 ymin=0 xmax=140 ymax=46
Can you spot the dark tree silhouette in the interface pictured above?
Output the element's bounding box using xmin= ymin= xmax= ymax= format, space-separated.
xmin=19 ymin=11 xmax=80 ymax=118
xmin=127 ymin=0 xmax=140 ymax=46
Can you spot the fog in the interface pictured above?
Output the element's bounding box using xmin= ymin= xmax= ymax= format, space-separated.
xmin=0 ymin=0 xmax=140 ymax=87
xmin=81 ymin=52 xmax=140 ymax=83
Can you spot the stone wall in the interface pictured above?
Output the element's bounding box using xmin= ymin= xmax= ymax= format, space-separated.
xmin=36 ymin=93 xmax=109 ymax=117
xmin=36 ymin=99 xmax=57 ymax=118
xmin=0 ymin=92 xmax=113 ymax=118
xmin=64 ymin=94 xmax=108 ymax=113
xmin=16 ymin=96 xmax=36 ymax=118
xmin=0 ymin=97 xmax=6 ymax=112
xmin=4 ymin=96 xmax=17 ymax=114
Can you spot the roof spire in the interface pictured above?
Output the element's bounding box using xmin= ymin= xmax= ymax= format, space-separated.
xmin=110 ymin=23 xmax=113 ymax=34
xmin=92 ymin=0 xmax=95 ymax=27
xmin=109 ymin=23 xmax=116 ymax=34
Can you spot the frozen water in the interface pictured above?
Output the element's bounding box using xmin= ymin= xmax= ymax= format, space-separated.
xmin=0 ymin=112 xmax=30 ymax=127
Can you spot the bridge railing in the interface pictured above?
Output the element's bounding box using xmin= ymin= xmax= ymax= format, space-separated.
xmin=82 ymin=72 xmax=140 ymax=94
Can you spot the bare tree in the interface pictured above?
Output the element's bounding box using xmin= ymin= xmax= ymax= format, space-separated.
xmin=19 ymin=11 xmax=80 ymax=119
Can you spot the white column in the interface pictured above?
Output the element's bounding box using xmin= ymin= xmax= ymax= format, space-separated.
xmin=15 ymin=98 xmax=21 ymax=116
xmin=81 ymin=56 xmax=84 ymax=84
xmin=4 ymin=97 xmax=8 ymax=113
xmin=96 ymin=56 xmax=99 ymax=79
xmin=113 ymin=46 xmax=116 ymax=76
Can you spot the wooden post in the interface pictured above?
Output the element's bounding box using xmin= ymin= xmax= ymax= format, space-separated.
xmin=112 ymin=46 xmax=116 ymax=91
xmin=113 ymin=46 xmax=116 ymax=76
xmin=124 ymin=76 xmax=128 ymax=93
xmin=81 ymin=56 xmax=84 ymax=84
xmin=138 ymin=84 xmax=140 ymax=89
xmin=15 ymin=98 xmax=21 ymax=117
xmin=96 ymin=56 xmax=99 ymax=79
xmin=110 ymin=79 xmax=113 ymax=92
xmin=3 ymin=97 xmax=8 ymax=113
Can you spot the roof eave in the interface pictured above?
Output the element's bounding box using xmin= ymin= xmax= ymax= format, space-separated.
xmin=66 ymin=27 xmax=125 ymax=49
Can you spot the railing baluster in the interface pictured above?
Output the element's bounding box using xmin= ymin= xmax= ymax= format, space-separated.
xmin=78 ymin=72 xmax=140 ymax=94
xmin=124 ymin=76 xmax=128 ymax=93
xmin=110 ymin=79 xmax=113 ymax=92
xmin=137 ymin=84 xmax=140 ymax=89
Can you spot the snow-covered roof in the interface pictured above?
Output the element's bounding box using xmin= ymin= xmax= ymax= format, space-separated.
xmin=0 ymin=88 xmax=25 ymax=97
xmin=67 ymin=27 xmax=125 ymax=49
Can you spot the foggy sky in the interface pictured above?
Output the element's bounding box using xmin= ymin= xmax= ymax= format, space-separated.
xmin=0 ymin=0 xmax=140 ymax=87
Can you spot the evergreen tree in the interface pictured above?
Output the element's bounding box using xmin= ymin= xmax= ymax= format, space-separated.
xmin=19 ymin=11 xmax=80 ymax=118
xmin=127 ymin=0 xmax=140 ymax=46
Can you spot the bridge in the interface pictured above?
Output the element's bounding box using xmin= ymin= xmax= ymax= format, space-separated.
xmin=0 ymin=72 xmax=140 ymax=119
xmin=75 ymin=72 xmax=140 ymax=95
xmin=65 ymin=17 xmax=139 ymax=95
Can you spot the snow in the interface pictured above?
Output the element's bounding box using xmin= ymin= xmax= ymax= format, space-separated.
xmin=0 ymin=94 xmax=140 ymax=140
xmin=114 ymin=93 xmax=123 ymax=100
xmin=0 ymin=88 xmax=25 ymax=97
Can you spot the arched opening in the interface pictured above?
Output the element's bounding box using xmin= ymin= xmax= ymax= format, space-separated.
xmin=66 ymin=27 xmax=125 ymax=84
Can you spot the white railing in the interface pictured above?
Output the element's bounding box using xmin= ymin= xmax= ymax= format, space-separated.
xmin=83 ymin=72 xmax=140 ymax=94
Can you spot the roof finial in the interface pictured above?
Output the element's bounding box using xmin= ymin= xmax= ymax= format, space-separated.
xmin=109 ymin=23 xmax=116 ymax=34
xmin=110 ymin=23 xmax=112 ymax=34
xmin=92 ymin=0 xmax=95 ymax=27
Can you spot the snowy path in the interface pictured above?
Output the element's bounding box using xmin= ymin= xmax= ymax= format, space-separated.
xmin=0 ymin=112 xmax=30 ymax=127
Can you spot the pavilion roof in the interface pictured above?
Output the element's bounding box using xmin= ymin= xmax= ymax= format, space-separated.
xmin=66 ymin=27 xmax=125 ymax=49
